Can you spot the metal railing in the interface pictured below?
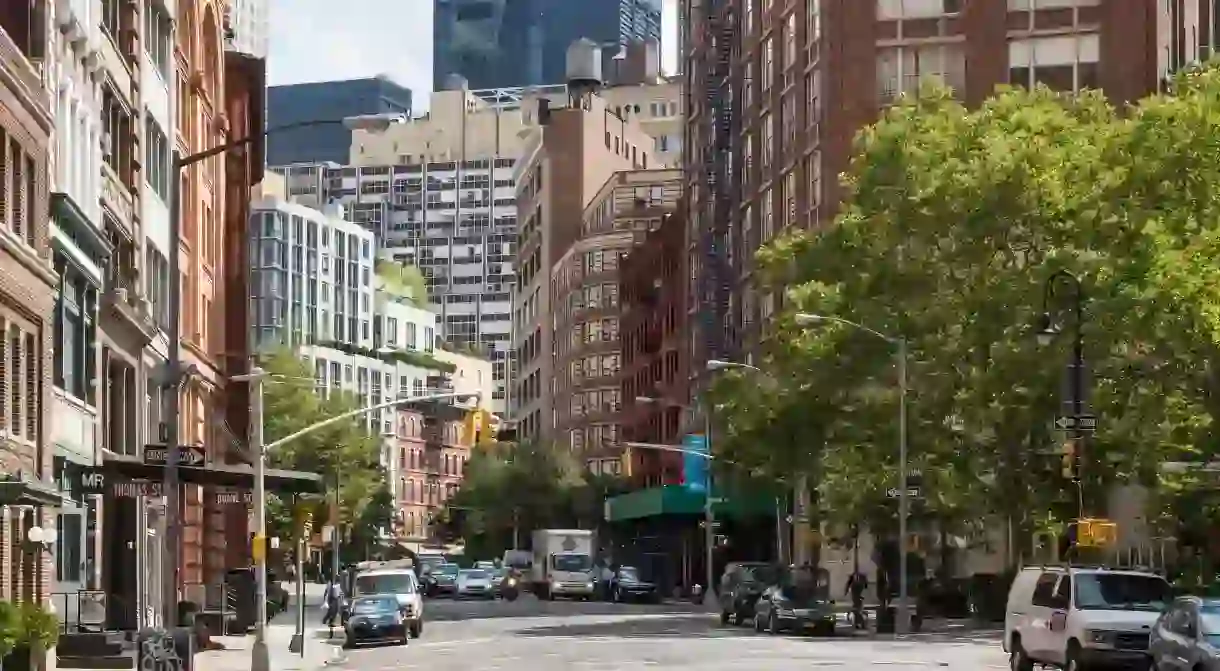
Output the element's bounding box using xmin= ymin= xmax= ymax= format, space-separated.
xmin=181 ymin=577 xmax=235 ymax=631
xmin=50 ymin=589 xmax=108 ymax=633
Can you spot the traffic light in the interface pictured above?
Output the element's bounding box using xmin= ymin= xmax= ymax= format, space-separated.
xmin=1076 ymin=518 xmax=1118 ymax=548
xmin=1061 ymin=437 xmax=1080 ymax=480
xmin=463 ymin=409 xmax=496 ymax=445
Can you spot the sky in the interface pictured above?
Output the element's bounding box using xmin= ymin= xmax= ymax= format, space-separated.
xmin=266 ymin=0 xmax=679 ymax=102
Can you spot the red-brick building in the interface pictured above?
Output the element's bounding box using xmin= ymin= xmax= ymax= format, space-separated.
xmin=682 ymin=0 xmax=1196 ymax=366
xmin=619 ymin=207 xmax=689 ymax=487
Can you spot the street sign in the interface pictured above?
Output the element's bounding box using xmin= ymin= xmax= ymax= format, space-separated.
xmin=886 ymin=487 xmax=921 ymax=498
xmin=142 ymin=444 xmax=205 ymax=466
xmin=1054 ymin=414 xmax=1097 ymax=432
xmin=79 ymin=468 xmax=106 ymax=495
xmin=214 ymin=490 xmax=254 ymax=506
xmin=111 ymin=480 xmax=164 ymax=498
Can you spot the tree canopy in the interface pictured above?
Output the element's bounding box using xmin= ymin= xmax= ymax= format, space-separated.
xmin=713 ymin=66 xmax=1220 ymax=562
xmin=436 ymin=441 xmax=630 ymax=558
xmin=259 ymin=348 xmax=391 ymax=554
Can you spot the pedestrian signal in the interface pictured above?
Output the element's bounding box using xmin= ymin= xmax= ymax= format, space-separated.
xmin=1061 ymin=438 xmax=1080 ymax=480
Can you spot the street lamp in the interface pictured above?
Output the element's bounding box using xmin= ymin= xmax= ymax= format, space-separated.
xmin=793 ymin=312 xmax=911 ymax=635
xmin=1034 ymin=269 xmax=1086 ymax=509
xmin=160 ymin=112 xmax=406 ymax=639
xmin=229 ymin=359 xmax=474 ymax=671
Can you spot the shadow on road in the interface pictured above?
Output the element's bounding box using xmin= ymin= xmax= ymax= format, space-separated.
xmin=515 ymin=614 xmax=748 ymax=639
xmin=421 ymin=599 xmax=708 ymax=622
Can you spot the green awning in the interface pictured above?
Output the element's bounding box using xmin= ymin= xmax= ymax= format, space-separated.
xmin=605 ymin=485 xmax=781 ymax=522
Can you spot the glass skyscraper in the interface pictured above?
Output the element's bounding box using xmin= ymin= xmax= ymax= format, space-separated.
xmin=432 ymin=0 xmax=662 ymax=90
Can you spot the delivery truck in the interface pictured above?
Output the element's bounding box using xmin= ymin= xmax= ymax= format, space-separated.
xmin=531 ymin=529 xmax=595 ymax=600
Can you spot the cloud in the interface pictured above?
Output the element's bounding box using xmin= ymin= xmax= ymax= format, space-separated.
xmin=265 ymin=0 xmax=434 ymax=95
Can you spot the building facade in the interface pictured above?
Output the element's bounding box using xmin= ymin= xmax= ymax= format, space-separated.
xmin=393 ymin=404 xmax=471 ymax=548
xmin=551 ymin=168 xmax=681 ymax=459
xmin=510 ymin=92 xmax=654 ymax=444
xmin=432 ymin=0 xmax=663 ymax=90
xmin=681 ymin=0 xmax=1194 ymax=385
xmin=0 ymin=0 xmax=61 ymax=646
xmin=619 ymin=204 xmax=688 ymax=487
xmin=48 ymin=0 xmax=107 ymax=617
xmin=265 ymin=77 xmax=414 ymax=165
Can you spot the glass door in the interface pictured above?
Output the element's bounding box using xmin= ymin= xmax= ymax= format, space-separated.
xmin=56 ymin=503 xmax=86 ymax=628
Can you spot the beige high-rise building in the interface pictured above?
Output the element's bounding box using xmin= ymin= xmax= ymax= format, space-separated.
xmin=271 ymin=42 xmax=684 ymax=415
xmin=510 ymin=92 xmax=659 ymax=443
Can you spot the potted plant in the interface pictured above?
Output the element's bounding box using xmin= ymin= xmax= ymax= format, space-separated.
xmin=19 ymin=601 xmax=58 ymax=654
xmin=0 ymin=601 xmax=21 ymax=662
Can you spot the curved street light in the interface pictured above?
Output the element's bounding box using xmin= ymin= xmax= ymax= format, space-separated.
xmin=793 ymin=312 xmax=912 ymax=635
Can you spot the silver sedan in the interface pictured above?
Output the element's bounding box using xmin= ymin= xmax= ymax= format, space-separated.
xmin=456 ymin=569 xmax=495 ymax=600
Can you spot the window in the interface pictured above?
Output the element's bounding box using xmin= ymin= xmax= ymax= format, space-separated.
xmin=143 ymin=0 xmax=172 ymax=79
xmin=1 ymin=130 xmax=40 ymax=248
xmin=53 ymin=256 xmax=97 ymax=404
xmin=1031 ymin=573 xmax=1060 ymax=607
xmin=144 ymin=113 xmax=170 ymax=200
xmin=877 ymin=44 xmax=966 ymax=102
xmin=1008 ymin=35 xmax=1100 ymax=93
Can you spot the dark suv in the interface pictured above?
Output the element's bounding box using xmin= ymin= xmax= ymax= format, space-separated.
xmin=718 ymin=562 xmax=779 ymax=626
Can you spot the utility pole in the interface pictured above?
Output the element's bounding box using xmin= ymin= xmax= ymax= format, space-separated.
xmin=162 ymin=150 xmax=184 ymax=628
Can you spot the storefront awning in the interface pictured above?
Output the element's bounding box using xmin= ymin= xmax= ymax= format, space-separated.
xmin=0 ymin=472 xmax=65 ymax=506
xmin=605 ymin=484 xmax=784 ymax=523
xmin=102 ymin=455 xmax=323 ymax=494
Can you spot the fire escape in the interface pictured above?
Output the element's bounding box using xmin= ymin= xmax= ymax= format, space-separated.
xmin=699 ymin=0 xmax=739 ymax=368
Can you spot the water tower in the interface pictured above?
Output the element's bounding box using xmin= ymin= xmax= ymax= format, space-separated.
xmin=565 ymin=38 xmax=604 ymax=109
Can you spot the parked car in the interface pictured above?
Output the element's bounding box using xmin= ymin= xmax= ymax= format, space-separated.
xmin=752 ymin=567 xmax=836 ymax=636
xmin=456 ymin=569 xmax=495 ymax=600
xmin=343 ymin=595 xmax=408 ymax=648
xmin=609 ymin=566 xmax=660 ymax=604
xmin=1148 ymin=595 xmax=1220 ymax=670
xmin=1004 ymin=566 xmax=1169 ymax=670
xmin=718 ymin=562 xmax=779 ymax=626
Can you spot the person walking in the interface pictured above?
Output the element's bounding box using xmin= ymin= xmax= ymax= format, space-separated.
xmin=322 ymin=578 xmax=343 ymax=628
xmin=846 ymin=570 xmax=869 ymax=630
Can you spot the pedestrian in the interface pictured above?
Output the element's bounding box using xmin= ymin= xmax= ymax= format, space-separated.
xmin=877 ymin=567 xmax=890 ymax=611
xmin=846 ymin=570 xmax=868 ymax=629
xmin=322 ymin=578 xmax=342 ymax=628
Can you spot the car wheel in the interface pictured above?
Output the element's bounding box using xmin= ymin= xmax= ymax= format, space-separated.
xmin=1008 ymin=636 xmax=1032 ymax=671
xmin=410 ymin=621 xmax=422 ymax=639
xmin=768 ymin=611 xmax=779 ymax=635
xmin=1064 ymin=641 xmax=1083 ymax=671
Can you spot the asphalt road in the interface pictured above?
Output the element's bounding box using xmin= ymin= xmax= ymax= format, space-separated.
xmin=326 ymin=595 xmax=1011 ymax=670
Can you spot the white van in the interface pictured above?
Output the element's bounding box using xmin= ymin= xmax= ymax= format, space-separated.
xmin=1004 ymin=565 xmax=1170 ymax=670
xmin=351 ymin=568 xmax=425 ymax=638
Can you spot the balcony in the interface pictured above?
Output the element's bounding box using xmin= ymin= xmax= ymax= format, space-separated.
xmin=0 ymin=2 xmax=49 ymax=97
xmin=52 ymin=392 xmax=97 ymax=465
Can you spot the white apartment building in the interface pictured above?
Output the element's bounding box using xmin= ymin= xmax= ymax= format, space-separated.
xmin=248 ymin=197 xmax=470 ymax=436
xmin=272 ymin=69 xmax=684 ymax=415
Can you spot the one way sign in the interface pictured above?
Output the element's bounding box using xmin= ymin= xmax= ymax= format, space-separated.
xmin=1054 ymin=414 xmax=1097 ymax=432
xmin=142 ymin=444 xmax=206 ymax=466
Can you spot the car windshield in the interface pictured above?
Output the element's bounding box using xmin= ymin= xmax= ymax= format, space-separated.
xmin=552 ymin=554 xmax=592 ymax=572
xmin=350 ymin=597 xmax=397 ymax=614
xmin=619 ymin=567 xmax=640 ymax=581
xmin=1074 ymin=573 xmax=1170 ymax=611
xmin=463 ymin=570 xmax=489 ymax=580
xmin=740 ymin=565 xmax=776 ymax=585
xmin=354 ymin=573 xmax=415 ymax=596
xmin=438 ymin=564 xmax=459 ymax=576
xmin=1198 ymin=606 xmax=1220 ymax=640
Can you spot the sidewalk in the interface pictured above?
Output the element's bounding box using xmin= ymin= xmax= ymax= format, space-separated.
xmin=195 ymin=583 xmax=338 ymax=671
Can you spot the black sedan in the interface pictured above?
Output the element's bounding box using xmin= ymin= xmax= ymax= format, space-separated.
xmin=343 ymin=595 xmax=409 ymax=648
xmin=609 ymin=566 xmax=661 ymax=603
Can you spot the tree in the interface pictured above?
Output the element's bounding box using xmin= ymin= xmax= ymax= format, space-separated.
xmin=375 ymin=260 xmax=429 ymax=306
xmin=719 ymin=67 xmax=1220 ymax=566
xmin=437 ymin=441 xmax=630 ymax=557
xmin=259 ymin=348 xmax=390 ymax=550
